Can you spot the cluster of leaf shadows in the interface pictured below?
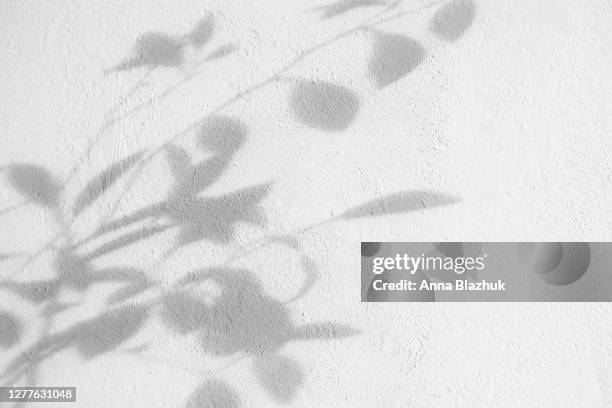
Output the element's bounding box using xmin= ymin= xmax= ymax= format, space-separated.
xmin=291 ymin=0 xmax=476 ymax=130
xmin=0 ymin=1 xmax=475 ymax=406
xmin=108 ymin=13 xmax=237 ymax=73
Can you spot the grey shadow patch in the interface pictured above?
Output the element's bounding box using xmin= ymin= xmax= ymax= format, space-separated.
xmin=340 ymin=190 xmax=459 ymax=219
xmin=184 ymin=379 xmax=240 ymax=408
xmin=1 ymin=280 xmax=60 ymax=304
xmin=72 ymin=151 xmax=145 ymax=215
xmin=3 ymin=164 xmax=60 ymax=208
xmin=197 ymin=116 xmax=248 ymax=154
xmin=369 ymin=33 xmax=425 ymax=88
xmin=205 ymin=44 xmax=239 ymax=61
xmin=69 ymin=304 xmax=149 ymax=358
xmin=45 ymin=246 xmax=152 ymax=304
xmin=437 ymin=242 xmax=465 ymax=258
xmin=168 ymin=182 xmax=271 ymax=247
xmin=315 ymin=0 xmax=386 ymax=19
xmin=186 ymin=13 xmax=215 ymax=48
xmin=361 ymin=242 xmax=381 ymax=257
xmin=0 ymin=252 xmax=19 ymax=261
xmin=430 ymin=0 xmax=476 ymax=41
xmin=290 ymin=80 xmax=360 ymax=131
xmin=120 ymin=33 xmax=185 ymax=71
xmin=253 ymin=354 xmax=304 ymax=403
xmin=0 ymin=311 xmax=21 ymax=348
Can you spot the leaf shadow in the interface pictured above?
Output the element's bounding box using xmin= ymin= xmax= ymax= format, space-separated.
xmin=313 ymin=0 xmax=386 ymax=19
xmin=290 ymin=80 xmax=360 ymax=131
xmin=2 ymin=164 xmax=61 ymax=208
xmin=253 ymin=354 xmax=304 ymax=403
xmin=0 ymin=311 xmax=21 ymax=349
xmin=72 ymin=150 xmax=145 ymax=215
xmin=368 ymin=32 xmax=425 ymax=88
xmin=339 ymin=190 xmax=459 ymax=219
xmin=4 ymin=304 xmax=150 ymax=376
xmin=186 ymin=14 xmax=216 ymax=48
xmin=81 ymin=116 xmax=270 ymax=255
xmin=430 ymin=0 xmax=476 ymax=42
xmin=184 ymin=379 xmax=241 ymax=408
xmin=161 ymin=267 xmax=358 ymax=403
xmin=110 ymin=13 xmax=217 ymax=72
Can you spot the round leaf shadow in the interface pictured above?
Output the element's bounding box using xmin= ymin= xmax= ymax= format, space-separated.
xmin=430 ymin=0 xmax=476 ymax=42
xmin=184 ymin=379 xmax=240 ymax=408
xmin=368 ymin=33 xmax=425 ymax=88
xmin=290 ymin=80 xmax=360 ymax=131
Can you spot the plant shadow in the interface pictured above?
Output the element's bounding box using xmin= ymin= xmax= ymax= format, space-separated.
xmin=0 ymin=1 xmax=477 ymax=405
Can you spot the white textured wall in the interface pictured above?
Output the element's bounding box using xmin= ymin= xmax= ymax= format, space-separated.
xmin=1 ymin=0 xmax=611 ymax=406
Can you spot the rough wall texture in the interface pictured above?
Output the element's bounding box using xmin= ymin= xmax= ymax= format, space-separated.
xmin=0 ymin=0 xmax=611 ymax=406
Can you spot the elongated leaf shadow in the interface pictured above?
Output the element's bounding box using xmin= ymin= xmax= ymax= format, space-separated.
xmin=205 ymin=44 xmax=239 ymax=61
xmin=0 ymin=252 xmax=20 ymax=261
xmin=73 ymin=150 xmax=145 ymax=215
xmin=339 ymin=190 xmax=459 ymax=219
xmin=5 ymin=304 xmax=149 ymax=376
xmin=2 ymin=164 xmax=61 ymax=208
xmin=186 ymin=14 xmax=215 ymax=48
